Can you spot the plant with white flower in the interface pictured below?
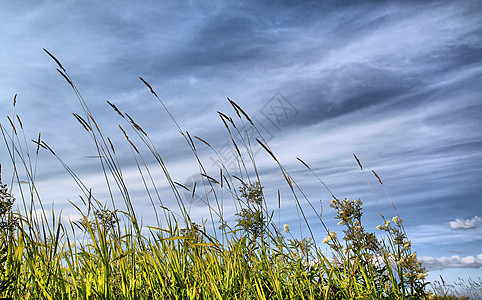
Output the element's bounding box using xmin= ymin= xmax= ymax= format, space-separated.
xmin=330 ymin=197 xmax=379 ymax=253
xmin=392 ymin=216 xmax=402 ymax=225
xmin=283 ymin=224 xmax=289 ymax=234
xmin=322 ymin=231 xmax=337 ymax=244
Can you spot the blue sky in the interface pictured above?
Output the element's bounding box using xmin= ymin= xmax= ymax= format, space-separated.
xmin=1 ymin=0 xmax=481 ymax=286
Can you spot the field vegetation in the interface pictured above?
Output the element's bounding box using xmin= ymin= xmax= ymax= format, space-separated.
xmin=0 ymin=50 xmax=479 ymax=299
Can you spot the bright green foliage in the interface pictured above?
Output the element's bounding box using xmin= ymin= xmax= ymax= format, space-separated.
xmin=0 ymin=182 xmax=17 ymax=232
xmin=235 ymin=182 xmax=266 ymax=238
xmin=0 ymin=180 xmax=17 ymax=295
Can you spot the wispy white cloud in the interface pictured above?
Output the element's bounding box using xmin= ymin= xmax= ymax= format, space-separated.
xmin=421 ymin=254 xmax=482 ymax=271
xmin=407 ymin=223 xmax=482 ymax=246
xmin=450 ymin=216 xmax=482 ymax=230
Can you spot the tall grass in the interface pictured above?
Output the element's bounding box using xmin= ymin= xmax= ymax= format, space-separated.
xmin=0 ymin=49 xmax=470 ymax=299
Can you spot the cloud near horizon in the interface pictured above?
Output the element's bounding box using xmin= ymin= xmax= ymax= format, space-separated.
xmin=450 ymin=216 xmax=482 ymax=230
xmin=421 ymin=254 xmax=482 ymax=271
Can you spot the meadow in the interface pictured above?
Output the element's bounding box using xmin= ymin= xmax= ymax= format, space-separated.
xmin=0 ymin=50 xmax=479 ymax=299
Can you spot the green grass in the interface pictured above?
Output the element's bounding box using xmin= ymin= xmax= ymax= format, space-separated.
xmin=0 ymin=49 xmax=479 ymax=299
